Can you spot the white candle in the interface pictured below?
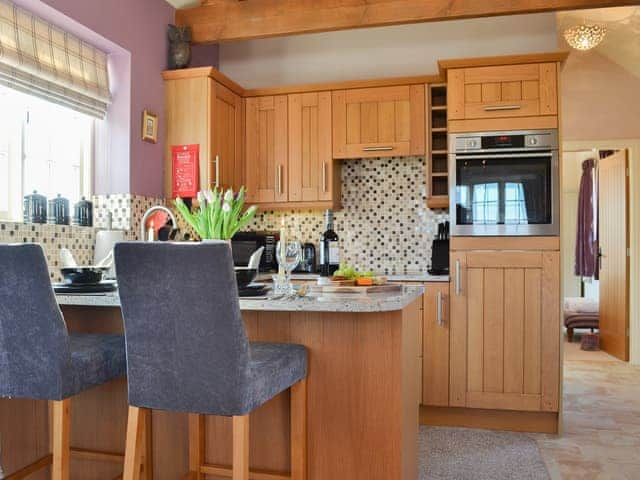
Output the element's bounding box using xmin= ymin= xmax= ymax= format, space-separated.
xmin=278 ymin=216 xmax=286 ymax=280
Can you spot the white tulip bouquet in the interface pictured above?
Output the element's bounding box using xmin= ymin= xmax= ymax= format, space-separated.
xmin=174 ymin=187 xmax=257 ymax=240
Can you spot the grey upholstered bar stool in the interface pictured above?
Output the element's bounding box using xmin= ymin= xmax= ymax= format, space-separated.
xmin=0 ymin=244 xmax=127 ymax=480
xmin=115 ymin=242 xmax=308 ymax=480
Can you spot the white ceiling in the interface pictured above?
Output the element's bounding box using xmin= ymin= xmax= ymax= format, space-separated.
xmin=557 ymin=7 xmax=640 ymax=78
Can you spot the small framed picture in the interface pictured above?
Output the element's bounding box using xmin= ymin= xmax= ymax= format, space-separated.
xmin=142 ymin=109 xmax=158 ymax=143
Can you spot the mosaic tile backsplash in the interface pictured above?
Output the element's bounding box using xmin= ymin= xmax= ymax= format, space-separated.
xmin=1 ymin=157 xmax=447 ymax=278
xmin=248 ymin=156 xmax=449 ymax=274
xmin=0 ymin=194 xmax=165 ymax=281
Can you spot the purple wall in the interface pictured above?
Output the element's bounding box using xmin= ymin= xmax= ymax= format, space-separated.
xmin=39 ymin=0 xmax=175 ymax=197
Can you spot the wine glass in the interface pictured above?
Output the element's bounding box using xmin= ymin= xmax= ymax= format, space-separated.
xmin=275 ymin=240 xmax=302 ymax=294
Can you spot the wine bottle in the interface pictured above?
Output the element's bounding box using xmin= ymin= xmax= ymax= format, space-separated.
xmin=320 ymin=209 xmax=340 ymax=277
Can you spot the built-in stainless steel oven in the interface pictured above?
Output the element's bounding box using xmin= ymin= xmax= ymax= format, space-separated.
xmin=449 ymin=130 xmax=559 ymax=236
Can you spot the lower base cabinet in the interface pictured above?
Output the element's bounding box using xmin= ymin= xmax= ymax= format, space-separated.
xmin=449 ymin=249 xmax=561 ymax=413
xmin=422 ymin=283 xmax=450 ymax=407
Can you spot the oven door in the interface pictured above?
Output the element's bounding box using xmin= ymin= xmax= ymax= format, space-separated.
xmin=449 ymin=151 xmax=559 ymax=236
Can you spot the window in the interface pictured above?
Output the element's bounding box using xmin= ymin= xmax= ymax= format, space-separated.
xmin=0 ymin=85 xmax=93 ymax=221
xmin=472 ymin=182 xmax=499 ymax=225
xmin=504 ymin=182 xmax=528 ymax=224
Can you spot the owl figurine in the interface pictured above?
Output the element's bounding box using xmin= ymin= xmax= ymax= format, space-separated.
xmin=168 ymin=24 xmax=192 ymax=69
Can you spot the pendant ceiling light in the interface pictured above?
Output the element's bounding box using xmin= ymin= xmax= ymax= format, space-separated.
xmin=563 ymin=23 xmax=607 ymax=51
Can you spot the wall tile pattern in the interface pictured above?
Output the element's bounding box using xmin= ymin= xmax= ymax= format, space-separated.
xmin=1 ymin=194 xmax=164 ymax=281
xmin=247 ymin=157 xmax=449 ymax=274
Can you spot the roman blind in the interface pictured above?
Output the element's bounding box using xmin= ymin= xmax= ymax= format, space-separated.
xmin=0 ymin=0 xmax=111 ymax=118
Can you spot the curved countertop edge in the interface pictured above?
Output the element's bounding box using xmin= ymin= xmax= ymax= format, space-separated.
xmin=55 ymin=285 xmax=425 ymax=313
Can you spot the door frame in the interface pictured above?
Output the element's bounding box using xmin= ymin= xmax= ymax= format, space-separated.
xmin=563 ymin=140 xmax=640 ymax=366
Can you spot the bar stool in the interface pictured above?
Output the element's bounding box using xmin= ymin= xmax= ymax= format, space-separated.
xmin=0 ymin=244 xmax=128 ymax=480
xmin=115 ymin=242 xmax=308 ymax=480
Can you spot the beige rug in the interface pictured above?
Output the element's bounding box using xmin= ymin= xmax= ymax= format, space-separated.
xmin=419 ymin=426 xmax=550 ymax=480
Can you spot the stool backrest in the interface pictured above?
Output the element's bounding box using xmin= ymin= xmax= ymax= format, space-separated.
xmin=0 ymin=244 xmax=71 ymax=400
xmin=114 ymin=242 xmax=250 ymax=413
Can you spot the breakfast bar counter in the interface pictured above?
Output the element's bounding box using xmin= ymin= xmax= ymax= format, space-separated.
xmin=1 ymin=287 xmax=423 ymax=480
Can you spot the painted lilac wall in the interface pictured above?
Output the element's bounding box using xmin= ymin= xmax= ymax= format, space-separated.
xmin=38 ymin=0 xmax=175 ymax=197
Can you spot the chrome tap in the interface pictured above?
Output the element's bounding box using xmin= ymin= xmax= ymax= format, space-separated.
xmin=140 ymin=206 xmax=178 ymax=241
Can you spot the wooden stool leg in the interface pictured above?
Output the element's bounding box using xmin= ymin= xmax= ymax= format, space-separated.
xmin=291 ymin=378 xmax=307 ymax=480
xmin=188 ymin=414 xmax=205 ymax=480
xmin=51 ymin=399 xmax=71 ymax=480
xmin=232 ymin=415 xmax=249 ymax=480
xmin=567 ymin=327 xmax=574 ymax=342
xmin=141 ymin=409 xmax=153 ymax=480
xmin=123 ymin=406 xmax=148 ymax=480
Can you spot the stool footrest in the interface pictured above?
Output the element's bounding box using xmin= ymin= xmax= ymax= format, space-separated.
xmin=4 ymin=454 xmax=52 ymax=480
xmin=200 ymin=463 xmax=290 ymax=480
xmin=71 ymin=447 xmax=125 ymax=463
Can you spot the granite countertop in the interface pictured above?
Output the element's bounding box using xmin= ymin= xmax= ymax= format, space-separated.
xmin=55 ymin=285 xmax=425 ymax=313
xmin=258 ymin=273 xmax=449 ymax=283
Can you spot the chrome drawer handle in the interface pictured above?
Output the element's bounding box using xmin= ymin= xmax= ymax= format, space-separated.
xmin=362 ymin=146 xmax=394 ymax=152
xmin=484 ymin=105 xmax=522 ymax=112
xmin=455 ymin=260 xmax=461 ymax=296
xmin=214 ymin=155 xmax=220 ymax=188
xmin=437 ymin=290 xmax=444 ymax=327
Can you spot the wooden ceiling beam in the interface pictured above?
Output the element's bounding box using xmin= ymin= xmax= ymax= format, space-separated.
xmin=176 ymin=0 xmax=639 ymax=44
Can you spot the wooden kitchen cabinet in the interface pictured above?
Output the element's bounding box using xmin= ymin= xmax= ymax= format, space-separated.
xmin=245 ymin=95 xmax=288 ymax=204
xmin=449 ymin=249 xmax=560 ymax=412
xmin=332 ymin=85 xmax=425 ymax=159
xmin=447 ymin=62 xmax=558 ymax=133
xmin=288 ymin=92 xmax=340 ymax=205
xmin=163 ymin=68 xmax=245 ymax=197
xmin=422 ymin=282 xmax=450 ymax=407
xmin=212 ymin=82 xmax=244 ymax=191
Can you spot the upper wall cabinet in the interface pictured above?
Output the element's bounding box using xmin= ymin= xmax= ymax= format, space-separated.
xmin=245 ymin=95 xmax=289 ymax=204
xmin=212 ymin=83 xmax=244 ymax=191
xmin=332 ymin=85 xmax=425 ymax=159
xmin=288 ymin=92 xmax=337 ymax=203
xmin=447 ymin=63 xmax=558 ymax=133
xmin=163 ymin=68 xmax=245 ymax=196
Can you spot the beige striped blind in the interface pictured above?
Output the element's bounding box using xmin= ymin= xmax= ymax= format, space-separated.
xmin=0 ymin=0 xmax=112 ymax=118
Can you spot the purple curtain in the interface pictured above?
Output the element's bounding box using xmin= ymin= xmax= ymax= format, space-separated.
xmin=575 ymin=158 xmax=596 ymax=277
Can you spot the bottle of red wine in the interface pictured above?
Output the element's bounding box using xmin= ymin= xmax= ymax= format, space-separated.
xmin=320 ymin=209 xmax=340 ymax=277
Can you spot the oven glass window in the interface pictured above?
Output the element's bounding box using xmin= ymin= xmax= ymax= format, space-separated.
xmin=455 ymin=156 xmax=551 ymax=226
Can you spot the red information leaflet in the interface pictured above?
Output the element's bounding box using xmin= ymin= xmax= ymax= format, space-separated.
xmin=171 ymin=144 xmax=199 ymax=198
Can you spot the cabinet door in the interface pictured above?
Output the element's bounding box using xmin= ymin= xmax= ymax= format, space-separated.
xmin=288 ymin=92 xmax=333 ymax=202
xmin=164 ymin=76 xmax=211 ymax=197
xmin=211 ymin=81 xmax=244 ymax=191
xmin=449 ymin=250 xmax=560 ymax=412
xmin=422 ymin=283 xmax=450 ymax=407
xmin=332 ymin=85 xmax=425 ymax=159
xmin=448 ymin=63 xmax=557 ymax=123
xmin=245 ymin=96 xmax=288 ymax=203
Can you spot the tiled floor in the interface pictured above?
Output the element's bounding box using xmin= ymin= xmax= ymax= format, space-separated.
xmin=535 ymin=333 xmax=640 ymax=479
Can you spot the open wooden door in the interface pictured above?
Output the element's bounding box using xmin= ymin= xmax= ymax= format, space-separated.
xmin=598 ymin=150 xmax=630 ymax=361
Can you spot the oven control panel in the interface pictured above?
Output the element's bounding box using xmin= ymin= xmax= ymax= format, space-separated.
xmin=452 ymin=130 xmax=558 ymax=152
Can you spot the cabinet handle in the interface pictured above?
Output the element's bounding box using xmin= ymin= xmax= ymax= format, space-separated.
xmin=437 ymin=290 xmax=444 ymax=327
xmin=214 ymin=155 xmax=220 ymax=188
xmin=277 ymin=164 xmax=283 ymax=194
xmin=362 ymin=146 xmax=394 ymax=152
xmin=455 ymin=259 xmax=461 ymax=296
xmin=483 ymin=105 xmax=522 ymax=112
xmin=322 ymin=162 xmax=327 ymax=193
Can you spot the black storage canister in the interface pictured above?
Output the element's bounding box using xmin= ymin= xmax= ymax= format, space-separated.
xmin=23 ymin=190 xmax=47 ymax=224
xmin=73 ymin=196 xmax=93 ymax=227
xmin=47 ymin=194 xmax=70 ymax=225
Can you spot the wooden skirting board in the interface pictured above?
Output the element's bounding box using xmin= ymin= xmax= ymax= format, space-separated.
xmin=420 ymin=405 xmax=559 ymax=434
